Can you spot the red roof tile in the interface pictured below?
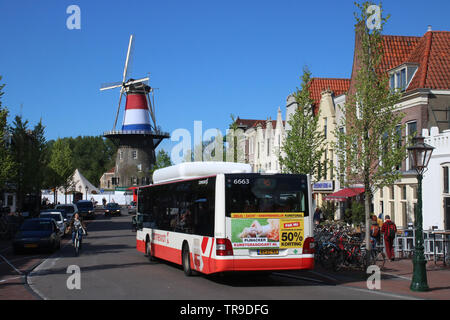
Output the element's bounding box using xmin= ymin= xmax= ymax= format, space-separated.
xmin=377 ymin=31 xmax=450 ymax=91
xmin=379 ymin=35 xmax=421 ymax=71
xmin=308 ymin=78 xmax=350 ymax=108
xmin=405 ymin=31 xmax=450 ymax=91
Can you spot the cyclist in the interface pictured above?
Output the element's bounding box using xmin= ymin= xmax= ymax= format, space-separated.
xmin=69 ymin=213 xmax=87 ymax=249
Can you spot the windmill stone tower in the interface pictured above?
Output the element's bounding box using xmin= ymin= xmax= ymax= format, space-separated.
xmin=101 ymin=35 xmax=169 ymax=188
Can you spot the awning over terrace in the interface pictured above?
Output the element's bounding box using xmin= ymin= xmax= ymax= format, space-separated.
xmin=322 ymin=187 xmax=364 ymax=202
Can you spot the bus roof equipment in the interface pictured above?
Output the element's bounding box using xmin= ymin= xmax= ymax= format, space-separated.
xmin=153 ymin=162 xmax=252 ymax=184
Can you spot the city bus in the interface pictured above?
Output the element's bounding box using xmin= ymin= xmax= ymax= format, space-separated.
xmin=135 ymin=162 xmax=314 ymax=276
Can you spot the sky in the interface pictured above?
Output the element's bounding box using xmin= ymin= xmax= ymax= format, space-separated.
xmin=1 ymin=0 xmax=449 ymax=159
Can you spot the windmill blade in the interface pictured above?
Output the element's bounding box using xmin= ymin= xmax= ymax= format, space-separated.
xmin=100 ymin=81 xmax=123 ymax=91
xmin=113 ymin=87 xmax=124 ymax=130
xmin=145 ymin=91 xmax=157 ymax=131
xmin=125 ymin=77 xmax=149 ymax=87
xmin=122 ymin=35 xmax=134 ymax=83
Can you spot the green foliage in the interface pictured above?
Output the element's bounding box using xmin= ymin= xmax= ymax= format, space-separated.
xmin=47 ymin=136 xmax=117 ymax=187
xmin=0 ymin=76 xmax=14 ymax=189
xmin=334 ymin=2 xmax=408 ymax=247
xmin=320 ymin=201 xmax=336 ymax=221
xmin=335 ymin=2 xmax=407 ymax=192
xmin=344 ymin=201 xmax=365 ymax=225
xmin=9 ymin=116 xmax=49 ymax=212
xmin=48 ymin=138 xmax=74 ymax=190
xmin=279 ymin=67 xmax=328 ymax=179
xmin=150 ymin=149 xmax=173 ymax=177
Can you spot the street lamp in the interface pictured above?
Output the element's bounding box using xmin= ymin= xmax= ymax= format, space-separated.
xmin=407 ymin=135 xmax=434 ymax=292
xmin=85 ymin=185 xmax=88 ymax=200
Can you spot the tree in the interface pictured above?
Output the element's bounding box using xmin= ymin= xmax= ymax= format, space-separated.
xmin=150 ymin=149 xmax=173 ymax=177
xmin=279 ymin=67 xmax=328 ymax=179
xmin=334 ymin=2 xmax=408 ymax=249
xmin=48 ymin=138 xmax=74 ymax=203
xmin=9 ymin=116 xmax=50 ymax=213
xmin=0 ymin=76 xmax=14 ymax=191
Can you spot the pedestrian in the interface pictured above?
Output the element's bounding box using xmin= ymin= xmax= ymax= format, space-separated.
xmin=377 ymin=213 xmax=384 ymax=228
xmin=370 ymin=215 xmax=381 ymax=250
xmin=313 ymin=207 xmax=321 ymax=225
xmin=381 ymin=215 xmax=397 ymax=261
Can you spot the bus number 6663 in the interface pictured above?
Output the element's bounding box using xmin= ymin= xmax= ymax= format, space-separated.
xmin=233 ymin=179 xmax=250 ymax=184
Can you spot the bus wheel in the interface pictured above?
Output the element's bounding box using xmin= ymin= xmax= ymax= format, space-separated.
xmin=146 ymin=240 xmax=155 ymax=262
xmin=182 ymin=244 xmax=193 ymax=277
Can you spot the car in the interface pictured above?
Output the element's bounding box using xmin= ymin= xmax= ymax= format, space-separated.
xmin=105 ymin=203 xmax=121 ymax=216
xmin=39 ymin=211 xmax=67 ymax=237
xmin=55 ymin=204 xmax=78 ymax=220
xmin=127 ymin=201 xmax=137 ymax=215
xmin=13 ymin=218 xmax=61 ymax=254
xmin=76 ymin=200 xmax=95 ymax=220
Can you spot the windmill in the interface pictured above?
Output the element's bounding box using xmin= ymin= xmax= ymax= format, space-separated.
xmin=100 ymin=34 xmax=158 ymax=132
xmin=100 ymin=34 xmax=169 ymax=188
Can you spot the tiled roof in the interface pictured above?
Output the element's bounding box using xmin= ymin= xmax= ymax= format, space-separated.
xmin=308 ymin=78 xmax=350 ymax=107
xmin=405 ymin=31 xmax=450 ymax=91
xmin=379 ymin=31 xmax=450 ymax=91
xmin=235 ymin=118 xmax=284 ymax=130
xmin=379 ymin=35 xmax=421 ymax=71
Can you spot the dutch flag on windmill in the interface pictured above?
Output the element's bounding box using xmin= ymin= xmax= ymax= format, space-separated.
xmin=100 ymin=34 xmax=157 ymax=133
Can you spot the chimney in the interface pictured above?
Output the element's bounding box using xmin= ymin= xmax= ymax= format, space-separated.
xmin=427 ymin=25 xmax=432 ymax=32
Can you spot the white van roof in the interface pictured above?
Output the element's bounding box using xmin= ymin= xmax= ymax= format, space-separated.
xmin=153 ymin=162 xmax=252 ymax=184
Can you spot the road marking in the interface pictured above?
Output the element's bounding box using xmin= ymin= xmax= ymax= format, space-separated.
xmin=0 ymin=276 xmax=23 ymax=284
xmin=272 ymin=272 xmax=327 ymax=284
xmin=0 ymin=254 xmax=23 ymax=275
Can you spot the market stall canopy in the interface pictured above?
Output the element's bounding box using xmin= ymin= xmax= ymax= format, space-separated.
xmin=322 ymin=187 xmax=364 ymax=202
xmin=57 ymin=169 xmax=100 ymax=194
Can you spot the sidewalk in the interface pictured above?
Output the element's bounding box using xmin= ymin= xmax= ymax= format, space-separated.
xmin=318 ymin=258 xmax=450 ymax=300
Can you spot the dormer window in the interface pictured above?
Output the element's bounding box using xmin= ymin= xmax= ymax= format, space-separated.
xmin=390 ymin=68 xmax=407 ymax=92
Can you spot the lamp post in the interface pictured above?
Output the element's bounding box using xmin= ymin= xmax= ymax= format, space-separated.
xmin=407 ymin=135 xmax=434 ymax=292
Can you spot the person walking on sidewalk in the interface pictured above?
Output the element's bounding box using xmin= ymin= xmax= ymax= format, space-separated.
xmin=382 ymin=215 xmax=397 ymax=261
xmin=370 ymin=215 xmax=381 ymax=250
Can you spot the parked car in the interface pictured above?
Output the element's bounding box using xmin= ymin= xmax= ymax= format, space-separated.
xmin=13 ymin=218 xmax=61 ymax=254
xmin=128 ymin=201 xmax=137 ymax=215
xmin=105 ymin=203 xmax=121 ymax=216
xmin=55 ymin=204 xmax=78 ymax=220
xmin=76 ymin=200 xmax=95 ymax=220
xmin=39 ymin=211 xmax=67 ymax=237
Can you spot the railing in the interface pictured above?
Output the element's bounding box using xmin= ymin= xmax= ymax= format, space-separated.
xmin=393 ymin=228 xmax=450 ymax=265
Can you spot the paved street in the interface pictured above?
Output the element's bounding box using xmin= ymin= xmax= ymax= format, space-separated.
xmin=3 ymin=211 xmax=450 ymax=300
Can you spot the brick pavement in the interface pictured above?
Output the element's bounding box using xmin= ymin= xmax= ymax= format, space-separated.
xmin=315 ymin=258 xmax=450 ymax=300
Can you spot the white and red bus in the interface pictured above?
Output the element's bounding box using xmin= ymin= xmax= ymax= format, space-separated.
xmin=136 ymin=162 xmax=314 ymax=276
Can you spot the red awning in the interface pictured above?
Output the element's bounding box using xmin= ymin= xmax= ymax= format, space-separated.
xmin=323 ymin=188 xmax=365 ymax=202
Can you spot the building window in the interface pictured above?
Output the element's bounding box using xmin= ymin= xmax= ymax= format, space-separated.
xmin=444 ymin=166 xmax=449 ymax=194
xmin=132 ymin=150 xmax=138 ymax=160
xmin=379 ymin=187 xmax=384 ymax=198
xmin=119 ymin=151 xmax=123 ymax=160
xmin=390 ymin=186 xmax=395 ymax=200
xmin=411 ymin=184 xmax=418 ymax=199
xmin=324 ymin=118 xmax=328 ymax=139
xmin=267 ymin=139 xmax=270 ymax=157
xmin=401 ymin=185 xmax=407 ymax=200
xmin=406 ymin=121 xmax=417 ymax=170
xmin=390 ymin=68 xmax=407 ymax=91
xmin=390 ymin=202 xmax=395 ymax=219
xmin=400 ymin=69 xmax=406 ymax=91
xmin=407 ymin=121 xmax=417 ymax=138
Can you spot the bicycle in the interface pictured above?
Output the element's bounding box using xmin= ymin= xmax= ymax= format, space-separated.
xmin=73 ymin=226 xmax=85 ymax=256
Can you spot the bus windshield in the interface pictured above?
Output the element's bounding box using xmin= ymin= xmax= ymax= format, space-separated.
xmin=225 ymin=174 xmax=309 ymax=217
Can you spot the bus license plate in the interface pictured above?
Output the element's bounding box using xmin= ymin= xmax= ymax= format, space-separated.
xmin=257 ymin=249 xmax=279 ymax=255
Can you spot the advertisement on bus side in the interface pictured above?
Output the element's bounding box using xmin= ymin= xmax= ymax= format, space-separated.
xmin=231 ymin=213 xmax=304 ymax=249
